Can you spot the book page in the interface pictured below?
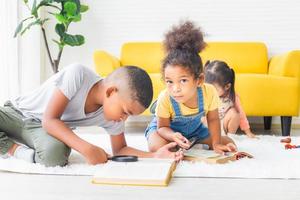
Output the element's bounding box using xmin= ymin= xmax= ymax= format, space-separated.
xmin=93 ymin=158 xmax=174 ymax=181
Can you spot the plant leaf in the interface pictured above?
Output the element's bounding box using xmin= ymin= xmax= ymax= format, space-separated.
xmin=38 ymin=0 xmax=53 ymax=7
xmin=80 ymin=4 xmax=89 ymax=13
xmin=55 ymin=14 xmax=68 ymax=23
xmin=55 ymin=23 xmax=66 ymax=37
xmin=14 ymin=16 xmax=34 ymax=37
xmin=14 ymin=22 xmax=23 ymax=38
xmin=64 ymin=2 xmax=77 ymax=17
xmin=37 ymin=0 xmax=61 ymax=11
xmin=31 ymin=0 xmax=38 ymax=17
xmin=72 ymin=0 xmax=81 ymax=14
xmin=23 ymin=0 xmax=29 ymax=4
xmin=63 ymin=34 xmax=84 ymax=46
xmin=20 ymin=19 xmax=42 ymax=35
xmin=69 ymin=13 xmax=81 ymax=22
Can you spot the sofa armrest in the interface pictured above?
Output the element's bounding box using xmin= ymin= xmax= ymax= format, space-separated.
xmin=93 ymin=50 xmax=121 ymax=76
xmin=269 ymin=50 xmax=300 ymax=79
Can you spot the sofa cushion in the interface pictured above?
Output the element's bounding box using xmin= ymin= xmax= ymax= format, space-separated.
xmin=201 ymin=42 xmax=269 ymax=74
xmin=235 ymin=74 xmax=299 ymax=116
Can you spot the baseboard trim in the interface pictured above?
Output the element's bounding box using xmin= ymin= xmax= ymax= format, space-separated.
xmin=126 ymin=118 xmax=300 ymax=130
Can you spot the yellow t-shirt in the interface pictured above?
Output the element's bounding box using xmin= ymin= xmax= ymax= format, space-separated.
xmin=155 ymin=83 xmax=220 ymax=119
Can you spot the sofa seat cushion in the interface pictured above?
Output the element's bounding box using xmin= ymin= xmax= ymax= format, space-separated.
xmin=235 ymin=74 xmax=299 ymax=116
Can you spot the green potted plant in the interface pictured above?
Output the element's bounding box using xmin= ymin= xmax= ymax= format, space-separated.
xmin=14 ymin=0 xmax=89 ymax=73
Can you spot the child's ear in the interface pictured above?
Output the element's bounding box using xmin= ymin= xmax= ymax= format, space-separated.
xmin=106 ymin=86 xmax=118 ymax=98
xmin=225 ymin=83 xmax=232 ymax=91
xmin=197 ymin=73 xmax=205 ymax=85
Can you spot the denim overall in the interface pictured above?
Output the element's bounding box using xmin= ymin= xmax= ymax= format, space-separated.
xmin=145 ymin=87 xmax=209 ymax=140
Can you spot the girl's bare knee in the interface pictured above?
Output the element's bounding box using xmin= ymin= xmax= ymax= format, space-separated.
xmin=226 ymin=108 xmax=240 ymax=120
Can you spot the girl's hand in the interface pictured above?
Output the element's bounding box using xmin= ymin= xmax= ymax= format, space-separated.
xmin=244 ymin=129 xmax=259 ymax=139
xmin=213 ymin=143 xmax=237 ymax=154
xmin=154 ymin=142 xmax=184 ymax=161
xmin=172 ymin=132 xmax=191 ymax=149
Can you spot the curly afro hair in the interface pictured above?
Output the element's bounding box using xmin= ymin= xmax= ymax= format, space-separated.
xmin=162 ymin=20 xmax=206 ymax=79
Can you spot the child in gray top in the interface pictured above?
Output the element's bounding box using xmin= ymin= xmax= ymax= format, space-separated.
xmin=0 ymin=64 xmax=182 ymax=166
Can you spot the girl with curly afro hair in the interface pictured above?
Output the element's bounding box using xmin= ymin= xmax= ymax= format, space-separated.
xmin=145 ymin=20 xmax=237 ymax=154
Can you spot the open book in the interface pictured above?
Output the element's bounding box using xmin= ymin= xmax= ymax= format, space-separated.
xmin=92 ymin=158 xmax=176 ymax=187
xmin=184 ymin=144 xmax=253 ymax=164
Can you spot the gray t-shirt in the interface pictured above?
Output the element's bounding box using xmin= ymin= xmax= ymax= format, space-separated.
xmin=12 ymin=63 xmax=124 ymax=135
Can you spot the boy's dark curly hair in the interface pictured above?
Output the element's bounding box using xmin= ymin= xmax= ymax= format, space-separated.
xmin=162 ymin=20 xmax=206 ymax=79
xmin=126 ymin=66 xmax=153 ymax=109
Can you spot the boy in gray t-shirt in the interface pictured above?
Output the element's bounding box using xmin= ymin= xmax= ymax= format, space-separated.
xmin=0 ymin=64 xmax=182 ymax=166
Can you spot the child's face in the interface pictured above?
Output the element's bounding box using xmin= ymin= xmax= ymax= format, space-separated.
xmin=164 ymin=65 xmax=202 ymax=104
xmin=102 ymin=88 xmax=145 ymax=122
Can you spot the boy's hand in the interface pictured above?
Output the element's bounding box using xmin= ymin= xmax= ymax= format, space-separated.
xmin=172 ymin=132 xmax=191 ymax=149
xmin=84 ymin=145 xmax=109 ymax=165
xmin=154 ymin=142 xmax=184 ymax=161
xmin=213 ymin=143 xmax=237 ymax=154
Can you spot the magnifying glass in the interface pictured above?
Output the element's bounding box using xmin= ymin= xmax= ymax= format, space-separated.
xmin=108 ymin=155 xmax=138 ymax=162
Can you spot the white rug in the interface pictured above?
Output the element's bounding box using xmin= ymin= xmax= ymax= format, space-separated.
xmin=1 ymin=129 xmax=300 ymax=179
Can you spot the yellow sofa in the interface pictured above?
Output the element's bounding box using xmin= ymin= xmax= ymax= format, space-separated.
xmin=94 ymin=42 xmax=300 ymax=136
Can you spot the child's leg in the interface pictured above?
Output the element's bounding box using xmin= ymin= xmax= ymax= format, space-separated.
xmin=223 ymin=107 xmax=240 ymax=134
xmin=16 ymin=126 xmax=70 ymax=167
xmin=1 ymin=105 xmax=71 ymax=166
xmin=23 ymin=122 xmax=71 ymax=167
xmin=147 ymin=131 xmax=169 ymax=152
xmin=0 ymin=106 xmax=24 ymax=156
xmin=0 ymin=132 xmax=15 ymax=156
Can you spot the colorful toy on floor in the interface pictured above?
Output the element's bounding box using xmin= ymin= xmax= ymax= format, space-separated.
xmin=280 ymin=137 xmax=291 ymax=143
xmin=280 ymin=137 xmax=300 ymax=149
xmin=284 ymin=144 xmax=300 ymax=149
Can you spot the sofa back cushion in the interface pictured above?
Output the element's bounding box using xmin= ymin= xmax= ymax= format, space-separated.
xmin=121 ymin=42 xmax=269 ymax=74
xmin=121 ymin=42 xmax=164 ymax=73
xmin=200 ymin=42 xmax=269 ymax=74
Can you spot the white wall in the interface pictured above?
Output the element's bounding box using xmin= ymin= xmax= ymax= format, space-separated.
xmin=45 ymin=0 xmax=300 ymax=71
xmin=18 ymin=3 xmax=43 ymax=95
xmin=42 ymin=0 xmax=300 ymax=124
xmin=0 ymin=1 xmax=42 ymax=105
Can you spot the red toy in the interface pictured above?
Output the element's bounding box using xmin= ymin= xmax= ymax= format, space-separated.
xmin=281 ymin=137 xmax=300 ymax=149
xmin=285 ymin=144 xmax=300 ymax=149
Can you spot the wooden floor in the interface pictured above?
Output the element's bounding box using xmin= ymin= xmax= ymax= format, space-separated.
xmin=1 ymin=125 xmax=300 ymax=200
xmin=1 ymin=172 xmax=300 ymax=200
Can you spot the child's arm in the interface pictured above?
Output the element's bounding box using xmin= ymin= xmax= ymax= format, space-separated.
xmin=207 ymin=109 xmax=236 ymax=153
xmin=235 ymin=95 xmax=256 ymax=138
xmin=110 ymin=133 xmax=183 ymax=160
xmin=42 ymin=89 xmax=109 ymax=165
xmin=157 ymin=117 xmax=190 ymax=149
xmin=206 ymin=109 xmax=221 ymax=146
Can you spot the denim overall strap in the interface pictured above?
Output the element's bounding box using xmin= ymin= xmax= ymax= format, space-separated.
xmin=170 ymin=96 xmax=182 ymax=116
xmin=197 ymin=87 xmax=204 ymax=115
